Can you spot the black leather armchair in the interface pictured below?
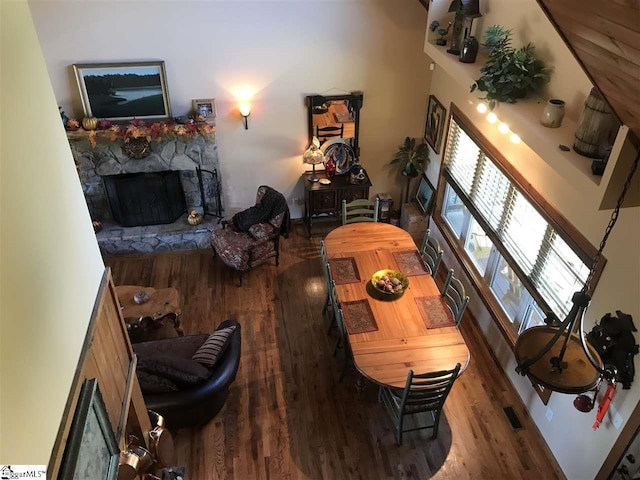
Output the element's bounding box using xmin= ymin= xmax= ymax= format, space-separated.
xmin=133 ymin=320 xmax=241 ymax=429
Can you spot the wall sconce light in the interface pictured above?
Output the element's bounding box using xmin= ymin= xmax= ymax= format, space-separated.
xmin=239 ymin=102 xmax=251 ymax=129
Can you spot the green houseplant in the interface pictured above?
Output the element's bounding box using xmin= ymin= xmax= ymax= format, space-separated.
xmin=390 ymin=137 xmax=430 ymax=204
xmin=471 ymin=25 xmax=550 ymax=109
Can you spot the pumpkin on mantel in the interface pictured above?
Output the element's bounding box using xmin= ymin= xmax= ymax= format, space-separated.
xmin=82 ymin=116 xmax=98 ymax=130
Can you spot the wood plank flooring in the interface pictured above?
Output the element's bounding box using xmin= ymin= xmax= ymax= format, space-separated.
xmin=106 ymin=223 xmax=564 ymax=480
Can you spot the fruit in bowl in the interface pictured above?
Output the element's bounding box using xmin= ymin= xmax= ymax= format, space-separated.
xmin=371 ymin=269 xmax=409 ymax=296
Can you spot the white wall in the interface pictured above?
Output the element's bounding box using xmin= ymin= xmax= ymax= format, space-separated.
xmin=424 ymin=1 xmax=640 ymax=478
xmin=29 ymin=0 xmax=432 ymax=217
xmin=0 ymin=0 xmax=105 ymax=465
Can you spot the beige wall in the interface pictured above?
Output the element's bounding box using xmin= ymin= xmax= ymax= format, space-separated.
xmin=424 ymin=1 xmax=640 ymax=478
xmin=0 ymin=0 xmax=105 ymax=464
xmin=29 ymin=0 xmax=432 ymax=217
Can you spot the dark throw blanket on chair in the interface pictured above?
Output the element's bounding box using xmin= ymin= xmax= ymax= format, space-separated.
xmin=232 ymin=186 xmax=292 ymax=237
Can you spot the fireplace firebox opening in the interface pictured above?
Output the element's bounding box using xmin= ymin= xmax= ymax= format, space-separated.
xmin=103 ymin=171 xmax=186 ymax=227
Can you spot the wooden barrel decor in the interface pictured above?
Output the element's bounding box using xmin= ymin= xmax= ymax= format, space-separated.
xmin=574 ymin=88 xmax=619 ymax=159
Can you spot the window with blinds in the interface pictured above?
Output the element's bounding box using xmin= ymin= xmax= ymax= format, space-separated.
xmin=442 ymin=117 xmax=591 ymax=321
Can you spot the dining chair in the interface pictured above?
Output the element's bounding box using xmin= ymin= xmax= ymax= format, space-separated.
xmin=329 ymin=280 xmax=352 ymax=382
xmin=441 ymin=269 xmax=470 ymax=326
xmin=379 ymin=363 xmax=461 ymax=445
xmin=316 ymin=124 xmax=344 ymax=143
xmin=342 ymin=198 xmax=379 ymax=225
xmin=320 ymin=240 xmax=335 ymax=333
xmin=419 ymin=229 xmax=444 ymax=277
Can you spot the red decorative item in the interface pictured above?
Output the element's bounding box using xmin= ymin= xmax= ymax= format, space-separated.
xmin=325 ymin=157 xmax=336 ymax=180
xmin=593 ymin=383 xmax=616 ymax=430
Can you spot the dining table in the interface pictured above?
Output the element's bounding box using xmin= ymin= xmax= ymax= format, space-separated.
xmin=324 ymin=222 xmax=470 ymax=389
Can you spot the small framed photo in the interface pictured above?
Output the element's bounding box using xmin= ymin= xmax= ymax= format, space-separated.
xmin=415 ymin=173 xmax=436 ymax=215
xmin=59 ymin=378 xmax=119 ymax=480
xmin=424 ymin=95 xmax=447 ymax=155
xmin=73 ymin=61 xmax=171 ymax=121
xmin=192 ymin=98 xmax=216 ymax=119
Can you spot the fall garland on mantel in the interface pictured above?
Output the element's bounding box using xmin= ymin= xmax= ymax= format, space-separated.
xmin=66 ymin=119 xmax=216 ymax=148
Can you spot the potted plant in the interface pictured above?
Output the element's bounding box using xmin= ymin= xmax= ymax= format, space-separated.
xmin=471 ymin=25 xmax=550 ymax=109
xmin=390 ymin=137 xmax=430 ymax=204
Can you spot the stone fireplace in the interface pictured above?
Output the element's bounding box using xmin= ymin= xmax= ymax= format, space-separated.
xmin=69 ymin=133 xmax=224 ymax=255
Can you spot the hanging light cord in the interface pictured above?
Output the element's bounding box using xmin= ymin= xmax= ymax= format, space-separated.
xmin=576 ymin=149 xmax=640 ymax=378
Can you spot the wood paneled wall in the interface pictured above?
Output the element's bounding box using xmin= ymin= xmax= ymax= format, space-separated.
xmin=47 ymin=268 xmax=150 ymax=479
xmin=538 ymin=0 xmax=640 ymax=144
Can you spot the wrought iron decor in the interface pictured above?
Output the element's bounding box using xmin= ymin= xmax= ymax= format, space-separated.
xmin=197 ymin=167 xmax=223 ymax=222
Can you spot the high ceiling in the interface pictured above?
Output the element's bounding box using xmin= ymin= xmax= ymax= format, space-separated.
xmin=537 ymin=0 xmax=640 ymax=146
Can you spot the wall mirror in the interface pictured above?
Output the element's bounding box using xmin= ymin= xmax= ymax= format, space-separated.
xmin=306 ymin=92 xmax=363 ymax=156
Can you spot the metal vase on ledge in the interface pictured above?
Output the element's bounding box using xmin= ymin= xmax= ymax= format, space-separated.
xmin=459 ymin=36 xmax=479 ymax=63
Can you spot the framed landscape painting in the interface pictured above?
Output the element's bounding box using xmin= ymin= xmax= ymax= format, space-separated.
xmin=424 ymin=95 xmax=446 ymax=154
xmin=73 ymin=61 xmax=171 ymax=121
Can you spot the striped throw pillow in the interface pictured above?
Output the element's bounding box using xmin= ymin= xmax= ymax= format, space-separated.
xmin=192 ymin=326 xmax=237 ymax=367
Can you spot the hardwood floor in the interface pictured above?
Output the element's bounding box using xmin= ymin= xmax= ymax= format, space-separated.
xmin=106 ymin=223 xmax=564 ymax=480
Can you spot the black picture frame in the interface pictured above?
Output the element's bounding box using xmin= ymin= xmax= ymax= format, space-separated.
xmin=415 ymin=173 xmax=436 ymax=215
xmin=424 ymin=95 xmax=446 ymax=154
xmin=73 ymin=61 xmax=171 ymax=121
xmin=59 ymin=378 xmax=119 ymax=480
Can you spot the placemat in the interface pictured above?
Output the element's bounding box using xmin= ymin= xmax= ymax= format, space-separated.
xmin=392 ymin=250 xmax=429 ymax=276
xmin=330 ymin=257 xmax=360 ymax=285
xmin=334 ymin=112 xmax=354 ymax=123
xmin=414 ymin=296 xmax=455 ymax=329
xmin=342 ymin=299 xmax=378 ymax=334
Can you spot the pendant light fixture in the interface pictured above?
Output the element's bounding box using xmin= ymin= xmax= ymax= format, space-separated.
xmin=514 ymin=149 xmax=640 ymax=394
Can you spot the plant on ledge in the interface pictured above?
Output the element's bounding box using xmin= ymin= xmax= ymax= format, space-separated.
xmin=470 ymin=25 xmax=550 ymax=109
xmin=69 ymin=119 xmax=216 ymax=148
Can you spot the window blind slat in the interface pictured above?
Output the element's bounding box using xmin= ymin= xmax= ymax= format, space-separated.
xmin=444 ymin=117 xmax=591 ymax=321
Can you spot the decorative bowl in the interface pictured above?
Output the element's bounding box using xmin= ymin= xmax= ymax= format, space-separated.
xmin=371 ymin=269 xmax=409 ymax=297
xmin=133 ymin=290 xmax=150 ymax=305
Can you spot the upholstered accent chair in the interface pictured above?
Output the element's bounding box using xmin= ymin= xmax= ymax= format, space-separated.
xmin=134 ymin=320 xmax=241 ymax=429
xmin=211 ymin=186 xmax=291 ymax=286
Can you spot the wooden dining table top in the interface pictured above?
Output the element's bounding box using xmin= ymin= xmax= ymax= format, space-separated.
xmin=324 ymin=222 xmax=470 ymax=388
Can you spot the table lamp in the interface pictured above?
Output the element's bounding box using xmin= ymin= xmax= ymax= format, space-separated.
xmin=303 ymin=136 xmax=325 ymax=182
xmin=447 ymin=0 xmax=482 ymax=56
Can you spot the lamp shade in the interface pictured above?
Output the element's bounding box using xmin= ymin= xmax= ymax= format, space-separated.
xmin=462 ymin=0 xmax=482 ymax=17
xmin=515 ymin=326 xmax=602 ymax=394
xmin=239 ymin=102 xmax=251 ymax=117
xmin=303 ymin=137 xmax=325 ymax=165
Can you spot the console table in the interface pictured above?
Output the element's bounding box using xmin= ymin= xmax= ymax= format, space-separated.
xmin=302 ymin=171 xmax=372 ymax=238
